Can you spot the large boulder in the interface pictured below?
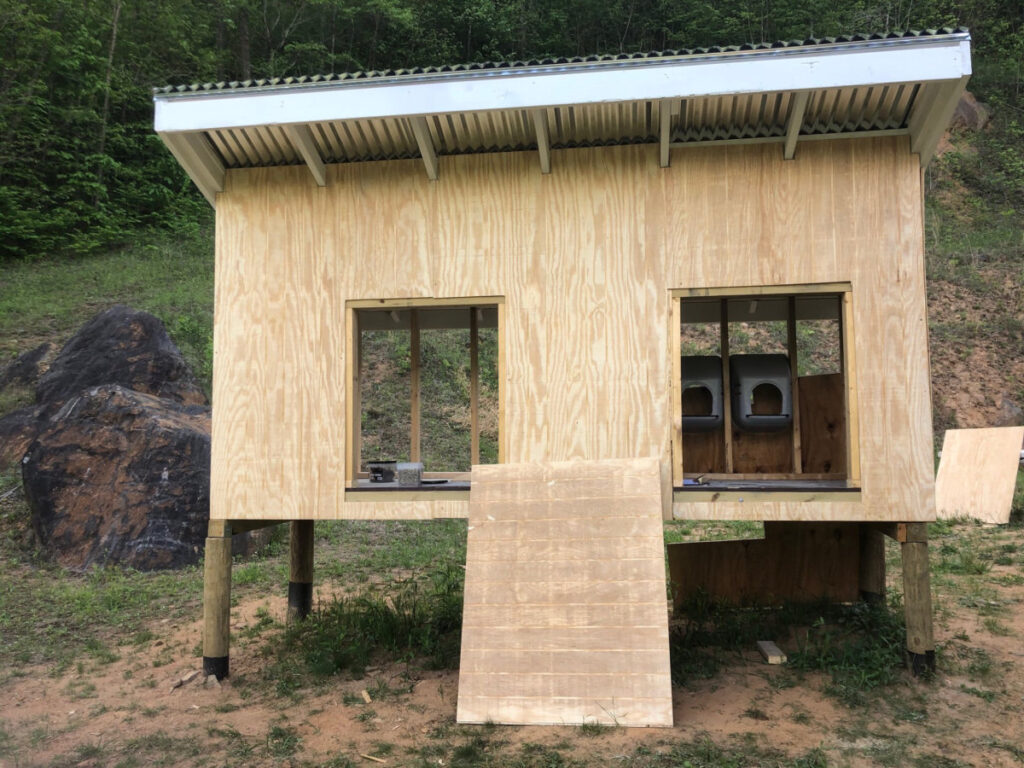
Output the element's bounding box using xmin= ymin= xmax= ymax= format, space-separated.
xmin=0 ymin=342 xmax=51 ymax=391
xmin=949 ymin=91 xmax=991 ymax=133
xmin=0 ymin=405 xmax=48 ymax=464
xmin=22 ymin=385 xmax=211 ymax=570
xmin=0 ymin=344 xmax=53 ymax=463
xmin=36 ymin=305 xmax=207 ymax=407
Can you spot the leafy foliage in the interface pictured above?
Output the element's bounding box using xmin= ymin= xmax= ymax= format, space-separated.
xmin=1 ymin=0 xmax=1022 ymax=259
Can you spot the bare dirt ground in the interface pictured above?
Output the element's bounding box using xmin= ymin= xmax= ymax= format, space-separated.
xmin=2 ymin=526 xmax=1023 ymax=768
xmin=927 ymin=271 xmax=1024 ymax=430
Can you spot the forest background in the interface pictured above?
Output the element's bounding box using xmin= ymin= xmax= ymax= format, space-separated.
xmin=1 ymin=0 xmax=1022 ymax=263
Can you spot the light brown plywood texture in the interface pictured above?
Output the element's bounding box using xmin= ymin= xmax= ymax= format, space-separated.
xmin=667 ymin=522 xmax=861 ymax=607
xmin=212 ymin=136 xmax=933 ymax=522
xmin=457 ymin=458 xmax=673 ymax=727
xmin=935 ymin=427 xmax=1024 ymax=524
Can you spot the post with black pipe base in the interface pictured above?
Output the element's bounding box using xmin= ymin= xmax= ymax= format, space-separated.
xmin=288 ymin=520 xmax=314 ymax=623
xmin=901 ymin=523 xmax=936 ymax=675
xmin=203 ymin=520 xmax=232 ymax=680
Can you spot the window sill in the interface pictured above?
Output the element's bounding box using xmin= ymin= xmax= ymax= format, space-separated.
xmin=345 ymin=480 xmax=471 ymax=502
xmin=674 ymin=480 xmax=860 ymax=503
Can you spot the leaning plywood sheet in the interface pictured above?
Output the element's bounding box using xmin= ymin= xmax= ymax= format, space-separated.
xmin=936 ymin=427 xmax=1024 ymax=524
xmin=457 ymin=458 xmax=672 ymax=727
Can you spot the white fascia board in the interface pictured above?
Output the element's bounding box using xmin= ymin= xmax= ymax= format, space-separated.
xmin=154 ymin=36 xmax=971 ymax=134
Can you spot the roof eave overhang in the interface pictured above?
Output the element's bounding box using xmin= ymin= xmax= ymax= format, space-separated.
xmin=154 ymin=33 xmax=971 ymax=207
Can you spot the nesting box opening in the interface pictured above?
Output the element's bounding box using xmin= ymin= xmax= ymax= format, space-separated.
xmin=675 ymin=287 xmax=854 ymax=485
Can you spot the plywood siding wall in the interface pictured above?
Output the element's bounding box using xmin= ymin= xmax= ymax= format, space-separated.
xmin=212 ymin=136 xmax=934 ymax=522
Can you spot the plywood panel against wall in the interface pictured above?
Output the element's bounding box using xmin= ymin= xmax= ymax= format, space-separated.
xmin=457 ymin=458 xmax=672 ymax=726
xmin=212 ymin=136 xmax=933 ymax=522
xmin=936 ymin=427 xmax=1024 ymax=523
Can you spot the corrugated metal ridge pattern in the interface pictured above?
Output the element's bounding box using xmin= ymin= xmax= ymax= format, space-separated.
xmin=203 ymin=80 xmax=923 ymax=169
xmin=154 ymin=28 xmax=967 ymax=95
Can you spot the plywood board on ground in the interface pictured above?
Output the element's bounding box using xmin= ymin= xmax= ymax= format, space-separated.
xmin=457 ymin=458 xmax=672 ymax=727
xmin=936 ymin=427 xmax=1024 ymax=524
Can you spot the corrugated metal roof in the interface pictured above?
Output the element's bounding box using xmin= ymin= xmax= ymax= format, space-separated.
xmin=153 ymin=30 xmax=972 ymax=206
xmin=193 ymin=83 xmax=921 ymax=169
xmin=154 ymin=28 xmax=966 ymax=95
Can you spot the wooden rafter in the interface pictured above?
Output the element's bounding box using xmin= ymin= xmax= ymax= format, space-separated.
xmin=659 ymin=99 xmax=673 ymax=168
xmin=284 ymin=124 xmax=327 ymax=186
xmin=531 ymin=109 xmax=551 ymax=174
xmin=410 ymin=116 xmax=439 ymax=180
xmin=910 ymin=76 xmax=970 ymax=167
xmin=159 ymin=132 xmax=225 ymax=206
xmin=784 ymin=91 xmax=810 ymax=160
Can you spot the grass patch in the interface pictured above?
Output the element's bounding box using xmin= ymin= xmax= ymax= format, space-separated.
xmin=317 ymin=519 xmax=468 ymax=581
xmin=664 ymin=520 xmax=765 ymax=544
xmin=0 ymin=486 xmax=204 ymax=667
xmin=264 ymin=565 xmax=463 ymax=692
xmin=789 ymin=602 xmax=906 ymax=707
xmin=266 ymin=724 xmax=301 ymax=758
xmin=670 ymin=592 xmax=904 ymax=703
xmin=578 ymin=721 xmax=613 ymax=737
xmin=121 ymin=732 xmax=203 ymax=765
xmin=628 ymin=734 xmax=828 ymax=768
xmin=0 ymin=229 xmax=215 ymax=391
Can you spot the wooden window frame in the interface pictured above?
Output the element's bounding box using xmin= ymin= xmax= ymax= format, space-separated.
xmin=344 ymin=297 xmax=506 ymax=489
xmin=670 ymin=282 xmax=861 ymax=491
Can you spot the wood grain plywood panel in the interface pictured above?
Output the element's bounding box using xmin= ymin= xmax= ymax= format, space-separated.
xmin=213 ymin=136 xmax=932 ymax=523
xmin=212 ymin=167 xmax=344 ymax=520
xmin=325 ymin=159 xmax=433 ymax=300
xmin=936 ymin=427 xmax=1024 ymax=523
xmin=433 ymin=153 xmax=538 ymax=298
xmin=457 ymin=458 xmax=672 ymax=727
xmin=668 ymin=522 xmax=860 ymax=606
xmin=799 ymin=374 xmax=847 ymax=474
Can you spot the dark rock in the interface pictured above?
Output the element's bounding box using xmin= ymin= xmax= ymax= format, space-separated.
xmin=22 ymin=385 xmax=211 ymax=571
xmin=36 ymin=305 xmax=207 ymax=407
xmin=0 ymin=405 xmax=48 ymax=464
xmin=996 ymin=396 xmax=1024 ymax=428
xmin=0 ymin=343 xmax=51 ymax=391
xmin=949 ymin=91 xmax=991 ymax=133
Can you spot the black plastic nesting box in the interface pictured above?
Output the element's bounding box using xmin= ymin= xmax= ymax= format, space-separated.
xmin=681 ymin=356 xmax=724 ymax=433
xmin=730 ymin=354 xmax=792 ymax=432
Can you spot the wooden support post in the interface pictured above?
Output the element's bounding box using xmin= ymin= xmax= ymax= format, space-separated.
xmin=719 ymin=299 xmax=734 ymax=473
xmin=787 ymin=296 xmax=803 ymax=473
xmin=858 ymin=524 xmax=886 ymax=603
xmin=202 ymin=521 xmax=232 ymax=680
xmin=839 ymin=293 xmax=861 ymax=485
xmin=670 ymin=297 xmax=684 ymax=487
xmin=346 ymin=307 xmax=362 ymax=485
xmin=901 ymin=523 xmax=935 ymax=675
xmin=497 ymin=303 xmax=506 ymax=463
xmin=288 ymin=521 xmax=315 ymax=623
xmin=410 ymin=308 xmax=421 ymax=462
xmin=470 ymin=308 xmax=480 ymax=466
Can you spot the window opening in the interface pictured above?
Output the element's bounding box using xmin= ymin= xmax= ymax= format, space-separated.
xmin=674 ymin=287 xmax=855 ymax=490
xmin=349 ymin=302 xmax=501 ymax=490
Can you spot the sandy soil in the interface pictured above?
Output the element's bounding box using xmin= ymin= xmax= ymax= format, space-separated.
xmin=3 ymin=538 xmax=1023 ymax=768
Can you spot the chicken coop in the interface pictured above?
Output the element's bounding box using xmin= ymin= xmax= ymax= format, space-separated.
xmin=155 ymin=28 xmax=971 ymax=727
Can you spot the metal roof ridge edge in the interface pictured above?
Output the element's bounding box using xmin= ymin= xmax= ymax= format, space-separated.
xmin=153 ymin=31 xmax=970 ymax=100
